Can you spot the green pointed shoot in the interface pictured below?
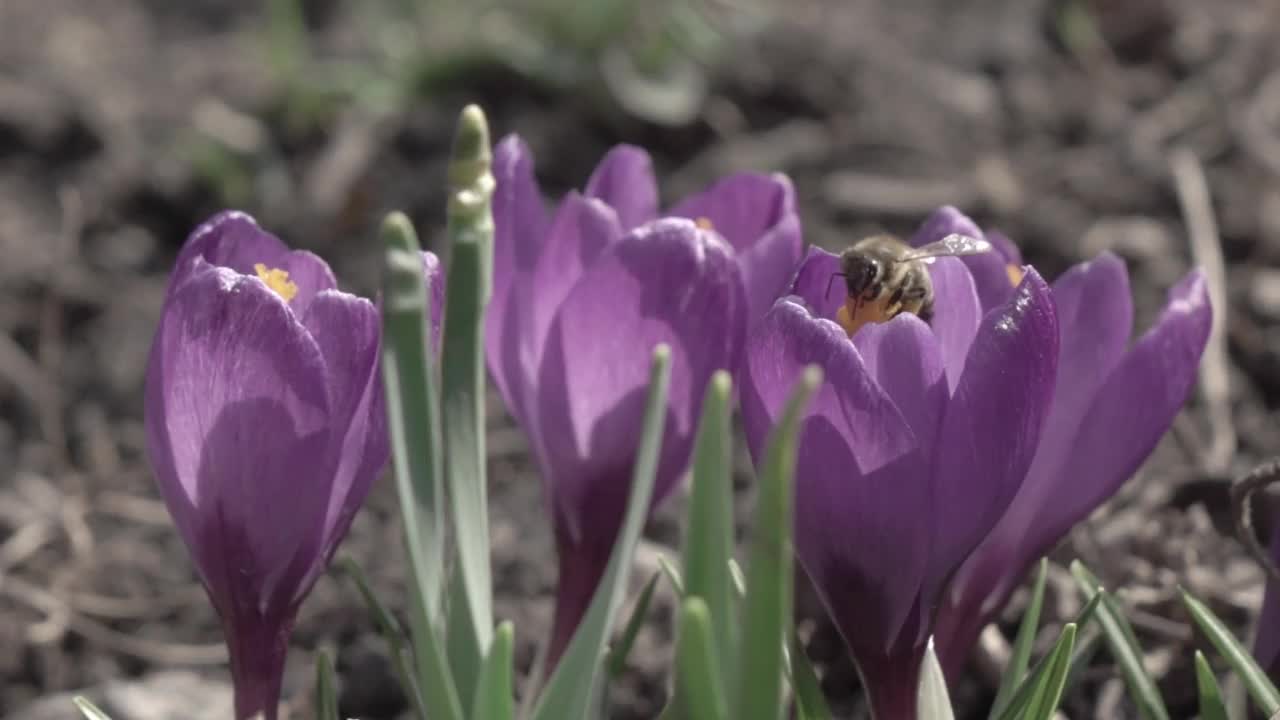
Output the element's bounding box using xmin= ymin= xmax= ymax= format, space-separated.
xmin=991 ymin=558 xmax=1050 ymax=719
xmin=338 ymin=557 xmax=429 ymax=719
xmin=998 ymin=588 xmax=1101 ymax=720
xmin=380 ymin=209 xmax=460 ymax=720
xmin=1060 ymin=623 xmax=1103 ymax=699
xmin=471 ymin=621 xmax=516 ymax=720
xmin=315 ymin=649 xmax=339 ymax=720
xmin=918 ymin=639 xmax=956 ymax=720
xmin=789 ymin=632 xmax=834 ymax=720
xmin=681 ymin=370 xmax=736 ymax=689
xmin=1071 ymin=561 xmax=1169 ymax=720
xmin=674 ymin=597 xmax=729 ymax=720
xmin=608 ymin=570 xmax=663 ymax=678
xmin=73 ymin=698 xmax=111 ymax=720
xmin=733 ymin=366 xmax=822 ymax=720
xmin=531 ymin=345 xmax=672 ymax=720
xmin=996 ymin=623 xmax=1077 ymax=720
xmin=1181 ymin=587 xmax=1280 ymax=714
xmin=658 ymin=554 xmax=687 ymax=596
xmin=441 ymin=103 xmax=497 ymax=714
xmin=1195 ymin=651 xmax=1229 ymax=720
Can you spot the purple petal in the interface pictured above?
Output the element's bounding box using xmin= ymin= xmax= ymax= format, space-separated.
xmin=986 ymin=229 xmax=1022 ymax=265
xmin=1001 ymin=269 xmax=1209 ymax=565
xmin=529 ymin=192 xmax=624 ymax=365
xmin=536 ymin=218 xmax=746 ymax=544
xmin=584 ymin=144 xmax=658 ymax=230
xmin=487 ymin=135 xmax=548 ymax=426
xmin=671 ymin=173 xmax=804 ymax=323
xmin=172 ymin=211 xmax=337 ymax=315
xmin=300 ymin=290 xmax=384 ymax=576
xmin=854 ymin=313 xmax=947 ymax=452
xmin=925 ymin=257 xmax=982 ymax=391
xmin=910 ymin=206 xmax=1013 ymax=312
xmin=145 ymin=259 xmax=334 ymax=617
xmin=740 ymin=298 xmax=929 ymax=653
xmin=668 ymin=172 xmax=796 ymax=253
xmin=924 ymin=269 xmax=1058 ymax=602
xmin=788 ymin=246 xmax=846 ymax=321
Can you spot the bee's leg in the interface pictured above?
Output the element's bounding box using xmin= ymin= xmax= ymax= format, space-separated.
xmin=899 ymin=282 xmax=930 ymax=318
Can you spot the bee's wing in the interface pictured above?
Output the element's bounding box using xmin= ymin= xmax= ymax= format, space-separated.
xmin=902 ymin=233 xmax=993 ymax=261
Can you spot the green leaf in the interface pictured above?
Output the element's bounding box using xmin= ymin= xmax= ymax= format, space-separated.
xmin=381 ymin=211 xmax=460 ymax=720
xmin=315 ymin=649 xmax=339 ymax=720
xmin=338 ymin=557 xmax=429 ymax=719
xmin=608 ymin=570 xmax=662 ymax=677
xmin=531 ymin=345 xmax=673 ymax=720
xmin=681 ymin=370 xmax=736 ymax=690
xmin=733 ymin=366 xmax=822 ymax=720
xmin=1003 ymin=624 xmax=1077 ymax=720
xmin=1181 ymin=587 xmax=1280 ymax=715
xmin=1194 ymin=651 xmax=1229 ymax=720
xmin=1071 ymin=561 xmax=1170 ymax=720
xmin=441 ymin=104 xmax=497 ymax=715
xmin=788 ymin=632 xmax=834 ymax=720
xmin=471 ymin=621 xmax=516 ymax=720
xmin=1060 ymin=623 xmax=1103 ymax=700
xmin=673 ymin=597 xmax=729 ymax=720
xmin=658 ymin=553 xmax=687 ymax=597
xmin=918 ymin=639 xmax=956 ymax=720
xmin=72 ymin=698 xmax=111 ymax=720
xmin=991 ymin=558 xmax=1049 ymax=719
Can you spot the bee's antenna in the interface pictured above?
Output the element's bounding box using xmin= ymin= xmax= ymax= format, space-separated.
xmin=826 ymin=272 xmax=846 ymax=298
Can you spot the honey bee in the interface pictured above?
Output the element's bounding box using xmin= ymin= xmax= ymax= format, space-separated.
xmin=827 ymin=233 xmax=993 ymax=336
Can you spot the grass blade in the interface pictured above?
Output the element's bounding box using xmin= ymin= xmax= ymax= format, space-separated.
xmin=315 ymin=649 xmax=339 ymax=720
xmin=1071 ymin=561 xmax=1170 ymax=720
xmin=733 ymin=366 xmax=822 ymax=720
xmin=918 ymin=638 xmax=956 ymax=720
xmin=673 ymin=597 xmax=729 ymax=720
xmin=441 ymin=104 xmax=497 ymax=712
xmin=608 ymin=570 xmax=662 ymax=677
xmin=381 ymin=211 xmax=457 ymax=717
xmin=531 ymin=345 xmax=673 ymax=720
xmin=991 ymin=558 xmax=1049 ymax=719
xmin=1060 ymin=623 xmax=1103 ymax=699
xmin=72 ymin=698 xmax=111 ymax=720
xmin=658 ymin=554 xmax=687 ymax=596
xmin=789 ymin=632 xmax=834 ymax=720
xmin=1181 ymin=587 xmax=1280 ymax=714
xmin=681 ymin=370 xmax=736 ymax=690
xmin=1195 ymin=651 xmax=1229 ymax=720
xmin=338 ymin=556 xmax=429 ymax=719
xmin=471 ymin=621 xmax=516 ymax=720
xmin=1018 ymin=624 xmax=1077 ymax=720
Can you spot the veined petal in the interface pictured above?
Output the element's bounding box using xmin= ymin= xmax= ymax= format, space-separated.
xmin=854 ymin=313 xmax=947 ymax=453
xmin=145 ymin=259 xmax=333 ymax=616
xmin=910 ymin=206 xmax=1012 ymax=313
xmin=789 ymin=246 xmax=846 ymax=321
xmin=584 ymin=144 xmax=658 ymax=229
xmin=1256 ymin=525 xmax=1280 ymax=679
xmin=924 ymin=269 xmax=1057 ymax=603
xmin=487 ymin=135 xmax=548 ymax=427
xmin=300 ymin=290 xmax=384 ymax=574
xmin=529 ymin=192 xmax=623 ymax=365
xmin=671 ymin=172 xmax=804 ymax=323
xmin=740 ymin=298 xmax=928 ymax=653
xmin=668 ymin=172 xmax=796 ymax=253
xmin=1001 ymin=269 xmax=1209 ymax=564
xmin=171 ymin=211 xmax=337 ymax=315
xmin=925 ymin=257 xmax=982 ymax=391
xmin=535 ymin=218 xmax=745 ymax=543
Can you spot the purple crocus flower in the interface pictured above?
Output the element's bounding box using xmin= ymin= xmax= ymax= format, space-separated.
xmin=485 ymin=135 xmax=789 ymax=668
xmin=913 ymin=208 xmax=1212 ymax=681
xmin=742 ymin=229 xmax=1060 ymax=717
xmin=143 ymin=211 xmax=442 ymax=720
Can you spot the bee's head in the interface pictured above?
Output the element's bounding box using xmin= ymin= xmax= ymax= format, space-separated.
xmin=839 ymin=252 xmax=881 ymax=298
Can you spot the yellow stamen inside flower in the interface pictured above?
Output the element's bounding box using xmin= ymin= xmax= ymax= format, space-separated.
xmin=254 ymin=263 xmax=298 ymax=301
xmin=836 ymin=294 xmax=896 ymax=338
xmin=1006 ymin=263 xmax=1025 ymax=287
xmin=695 ymin=216 xmax=715 ymax=231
